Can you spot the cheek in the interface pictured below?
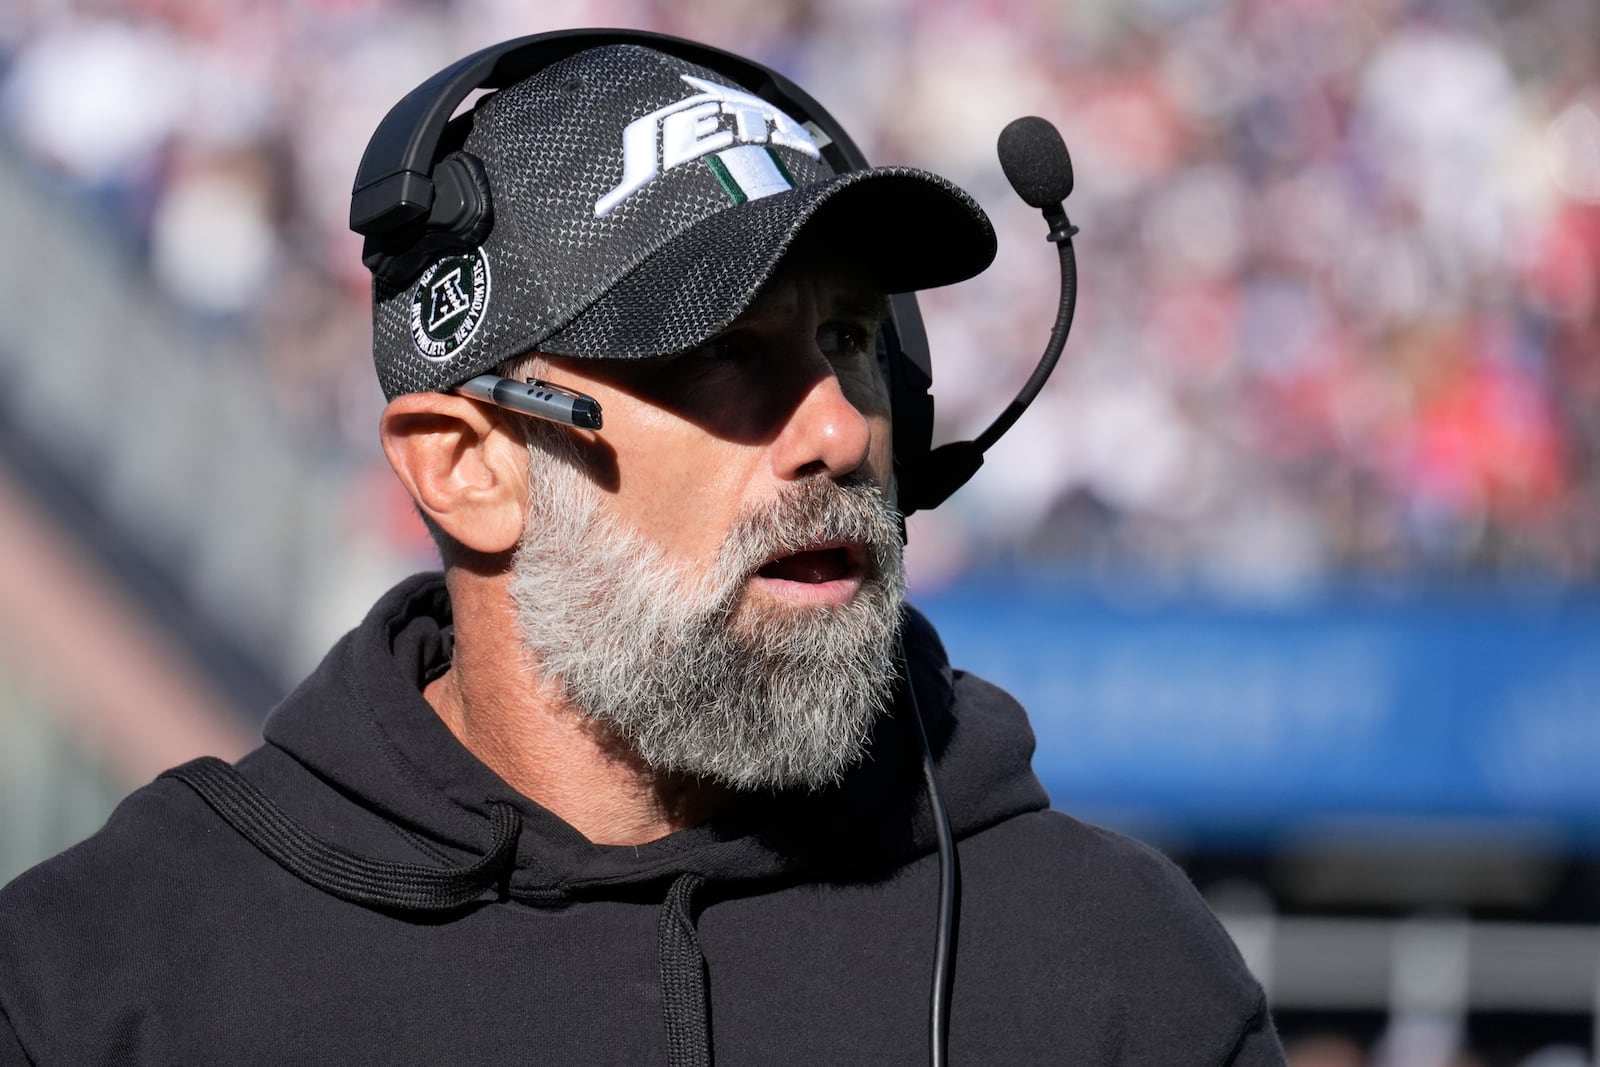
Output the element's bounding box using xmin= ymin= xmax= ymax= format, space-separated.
xmin=841 ymin=362 xmax=894 ymax=485
xmin=866 ymin=412 xmax=895 ymax=488
xmin=615 ymin=425 xmax=755 ymax=558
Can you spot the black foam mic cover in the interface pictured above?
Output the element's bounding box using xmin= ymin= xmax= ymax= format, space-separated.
xmin=997 ymin=116 xmax=1074 ymax=208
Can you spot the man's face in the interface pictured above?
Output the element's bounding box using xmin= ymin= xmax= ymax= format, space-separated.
xmin=544 ymin=259 xmax=896 ymax=592
xmin=506 ymin=259 xmax=908 ymax=790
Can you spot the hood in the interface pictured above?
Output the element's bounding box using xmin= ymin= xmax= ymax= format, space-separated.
xmin=254 ymin=573 xmax=1049 ymax=899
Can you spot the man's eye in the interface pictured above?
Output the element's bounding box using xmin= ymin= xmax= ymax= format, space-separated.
xmin=672 ymin=335 xmax=752 ymax=374
xmin=818 ymin=323 xmax=874 ymax=359
xmin=688 ymin=336 xmax=757 ymax=364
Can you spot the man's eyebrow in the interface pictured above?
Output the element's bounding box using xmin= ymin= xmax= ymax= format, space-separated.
xmin=738 ymin=285 xmax=889 ymax=325
xmin=831 ymin=292 xmax=891 ymax=323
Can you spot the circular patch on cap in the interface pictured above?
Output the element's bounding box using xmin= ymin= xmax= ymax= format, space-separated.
xmin=409 ymin=248 xmax=492 ymax=360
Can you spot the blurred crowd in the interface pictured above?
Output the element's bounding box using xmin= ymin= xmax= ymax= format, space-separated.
xmin=2 ymin=0 xmax=1598 ymax=593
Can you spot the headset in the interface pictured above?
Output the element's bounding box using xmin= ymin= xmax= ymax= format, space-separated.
xmin=351 ymin=28 xmax=1079 ymax=1067
xmin=351 ymin=27 xmax=1077 ymax=520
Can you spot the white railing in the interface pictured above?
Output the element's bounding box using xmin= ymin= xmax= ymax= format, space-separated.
xmin=1220 ymin=910 xmax=1600 ymax=1056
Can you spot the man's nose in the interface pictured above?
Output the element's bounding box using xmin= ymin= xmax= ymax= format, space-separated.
xmin=768 ymin=360 xmax=874 ymax=482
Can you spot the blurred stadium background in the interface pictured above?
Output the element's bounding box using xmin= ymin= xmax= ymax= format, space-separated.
xmin=2 ymin=0 xmax=1598 ymax=1063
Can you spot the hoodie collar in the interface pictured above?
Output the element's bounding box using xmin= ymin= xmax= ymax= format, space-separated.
xmin=261 ymin=573 xmax=1048 ymax=896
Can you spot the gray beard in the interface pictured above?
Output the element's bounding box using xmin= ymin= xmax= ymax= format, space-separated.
xmin=507 ymin=450 xmax=906 ymax=791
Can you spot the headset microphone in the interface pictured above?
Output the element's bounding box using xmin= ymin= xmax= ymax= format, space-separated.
xmin=996 ymin=115 xmax=1075 ymax=213
xmin=897 ymin=115 xmax=1080 ymax=515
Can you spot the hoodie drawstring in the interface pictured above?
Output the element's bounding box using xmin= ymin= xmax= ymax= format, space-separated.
xmin=658 ymin=872 xmax=712 ymax=1067
xmin=163 ymin=757 xmax=521 ymax=911
xmin=169 ymin=757 xmax=716 ymax=1065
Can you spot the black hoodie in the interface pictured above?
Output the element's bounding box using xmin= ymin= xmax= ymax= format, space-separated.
xmin=0 ymin=574 xmax=1282 ymax=1065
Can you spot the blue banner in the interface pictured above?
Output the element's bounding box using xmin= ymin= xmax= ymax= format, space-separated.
xmin=914 ymin=578 xmax=1600 ymax=850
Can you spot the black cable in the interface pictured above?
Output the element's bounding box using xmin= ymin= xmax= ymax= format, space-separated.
xmin=900 ymin=636 xmax=959 ymax=1067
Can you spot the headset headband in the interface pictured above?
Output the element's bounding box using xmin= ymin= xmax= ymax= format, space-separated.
xmin=348 ymin=29 xmax=988 ymax=513
xmin=352 ymin=30 xmax=873 ymax=239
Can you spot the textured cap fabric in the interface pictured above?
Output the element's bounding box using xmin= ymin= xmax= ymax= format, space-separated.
xmin=371 ymin=43 xmax=997 ymax=400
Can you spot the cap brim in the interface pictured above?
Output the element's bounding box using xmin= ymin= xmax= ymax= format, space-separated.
xmin=537 ymin=166 xmax=997 ymax=359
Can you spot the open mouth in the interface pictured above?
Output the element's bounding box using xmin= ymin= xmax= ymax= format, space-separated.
xmin=754 ymin=543 xmax=865 ymax=586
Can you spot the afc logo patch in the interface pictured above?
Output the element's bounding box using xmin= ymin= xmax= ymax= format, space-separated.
xmin=409 ymin=248 xmax=492 ymax=360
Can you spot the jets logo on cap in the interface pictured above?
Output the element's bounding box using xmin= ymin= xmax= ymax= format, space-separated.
xmin=595 ymin=75 xmax=820 ymax=217
xmin=409 ymin=248 xmax=492 ymax=360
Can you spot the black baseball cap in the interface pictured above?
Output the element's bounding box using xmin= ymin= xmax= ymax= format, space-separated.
xmin=370 ymin=42 xmax=997 ymax=400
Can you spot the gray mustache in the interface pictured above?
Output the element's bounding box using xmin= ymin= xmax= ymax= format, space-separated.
xmin=718 ymin=478 xmax=902 ymax=580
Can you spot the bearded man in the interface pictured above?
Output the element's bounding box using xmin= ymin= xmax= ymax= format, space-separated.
xmin=0 ymin=33 xmax=1284 ymax=1067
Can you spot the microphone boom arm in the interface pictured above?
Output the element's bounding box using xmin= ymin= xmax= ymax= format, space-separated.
xmin=907 ymin=114 xmax=1080 ymax=513
xmin=972 ymin=218 xmax=1077 ymax=454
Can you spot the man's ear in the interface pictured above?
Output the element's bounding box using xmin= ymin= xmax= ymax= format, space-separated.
xmin=380 ymin=392 xmax=529 ymax=556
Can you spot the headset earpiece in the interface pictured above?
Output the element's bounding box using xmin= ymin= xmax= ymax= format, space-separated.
xmin=882 ymin=294 xmax=936 ymax=512
xmin=363 ymin=151 xmax=494 ymax=285
xmin=426 ymin=152 xmax=494 ymax=249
